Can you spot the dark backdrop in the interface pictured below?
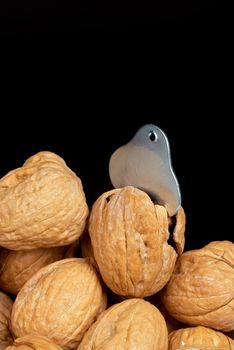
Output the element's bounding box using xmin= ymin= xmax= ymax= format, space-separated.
xmin=0 ymin=0 xmax=217 ymax=33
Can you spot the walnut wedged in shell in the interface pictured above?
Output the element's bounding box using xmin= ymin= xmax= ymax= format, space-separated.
xmin=89 ymin=186 xmax=185 ymax=298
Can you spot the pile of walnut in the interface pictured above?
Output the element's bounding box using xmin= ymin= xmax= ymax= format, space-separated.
xmin=0 ymin=151 xmax=233 ymax=350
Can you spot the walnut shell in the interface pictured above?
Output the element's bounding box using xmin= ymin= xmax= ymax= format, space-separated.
xmin=0 ymin=245 xmax=68 ymax=294
xmin=168 ymin=326 xmax=234 ymax=349
xmin=11 ymin=258 xmax=106 ymax=350
xmin=5 ymin=334 xmax=63 ymax=350
xmin=89 ymin=186 xmax=185 ymax=297
xmin=0 ymin=151 xmax=89 ymax=250
xmin=0 ymin=291 xmax=13 ymax=350
xmin=78 ymin=298 xmax=168 ymax=350
xmin=162 ymin=241 xmax=234 ymax=332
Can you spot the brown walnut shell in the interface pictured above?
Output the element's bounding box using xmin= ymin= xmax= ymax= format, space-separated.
xmin=5 ymin=334 xmax=63 ymax=350
xmin=0 ymin=151 xmax=89 ymax=250
xmin=168 ymin=326 xmax=234 ymax=349
xmin=78 ymin=298 xmax=168 ymax=350
xmin=0 ymin=245 xmax=68 ymax=294
xmin=11 ymin=258 xmax=106 ymax=350
xmin=162 ymin=241 xmax=234 ymax=332
xmin=89 ymin=186 xmax=185 ymax=297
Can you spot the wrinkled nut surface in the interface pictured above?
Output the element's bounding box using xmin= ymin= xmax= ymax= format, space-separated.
xmin=0 ymin=291 xmax=13 ymax=350
xmin=162 ymin=241 xmax=234 ymax=332
xmin=0 ymin=151 xmax=89 ymax=250
xmin=168 ymin=326 xmax=234 ymax=349
xmin=78 ymin=298 xmax=168 ymax=350
xmin=89 ymin=186 xmax=185 ymax=297
xmin=5 ymin=334 xmax=63 ymax=350
xmin=11 ymin=258 xmax=106 ymax=350
xmin=0 ymin=245 xmax=68 ymax=294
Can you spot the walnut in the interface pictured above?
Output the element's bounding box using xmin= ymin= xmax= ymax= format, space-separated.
xmin=0 ymin=151 xmax=89 ymax=250
xmin=89 ymin=186 xmax=185 ymax=297
xmin=78 ymin=298 xmax=168 ymax=350
xmin=168 ymin=326 xmax=234 ymax=349
xmin=0 ymin=245 xmax=68 ymax=294
xmin=162 ymin=241 xmax=234 ymax=332
xmin=11 ymin=258 xmax=106 ymax=350
xmin=5 ymin=334 xmax=63 ymax=349
xmin=0 ymin=291 xmax=13 ymax=350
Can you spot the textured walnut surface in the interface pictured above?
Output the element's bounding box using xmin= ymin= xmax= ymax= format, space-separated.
xmin=89 ymin=186 xmax=185 ymax=297
xmin=11 ymin=258 xmax=106 ymax=350
xmin=5 ymin=334 xmax=63 ymax=349
xmin=0 ymin=151 xmax=89 ymax=250
xmin=162 ymin=240 xmax=234 ymax=331
xmin=0 ymin=245 xmax=67 ymax=294
xmin=168 ymin=326 xmax=234 ymax=349
xmin=78 ymin=298 xmax=168 ymax=350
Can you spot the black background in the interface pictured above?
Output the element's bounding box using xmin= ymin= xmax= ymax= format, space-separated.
xmin=0 ymin=0 xmax=230 ymax=251
xmin=0 ymin=0 xmax=217 ymax=34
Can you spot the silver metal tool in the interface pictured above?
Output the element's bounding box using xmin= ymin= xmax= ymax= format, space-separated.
xmin=109 ymin=124 xmax=181 ymax=216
